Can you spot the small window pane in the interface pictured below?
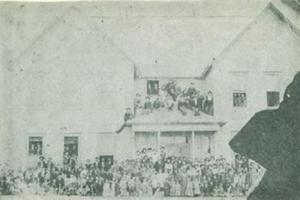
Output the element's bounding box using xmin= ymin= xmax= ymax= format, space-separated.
xmin=233 ymin=92 xmax=247 ymax=107
xmin=29 ymin=137 xmax=43 ymax=156
xmin=147 ymin=80 xmax=159 ymax=95
xmin=267 ymin=91 xmax=280 ymax=107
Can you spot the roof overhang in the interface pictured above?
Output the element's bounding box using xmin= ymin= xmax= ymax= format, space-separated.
xmin=128 ymin=110 xmax=226 ymax=132
xmin=131 ymin=122 xmax=225 ymax=133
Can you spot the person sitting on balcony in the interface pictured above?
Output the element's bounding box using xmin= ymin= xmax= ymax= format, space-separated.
xmin=204 ymin=91 xmax=214 ymax=115
xmin=125 ymin=107 xmax=134 ymax=121
xmin=191 ymin=92 xmax=205 ymax=116
xmin=189 ymin=93 xmax=198 ymax=108
xmin=153 ymin=95 xmax=164 ymax=110
xmin=177 ymin=94 xmax=188 ymax=115
xmin=144 ymin=96 xmax=153 ymax=114
xmin=162 ymin=80 xmax=179 ymax=101
xmin=115 ymin=107 xmax=134 ymax=134
xmin=197 ymin=93 xmax=205 ymax=111
xmin=165 ymin=94 xmax=175 ymax=110
xmin=189 ymin=92 xmax=201 ymax=116
xmin=134 ymin=93 xmax=143 ymax=114
xmin=186 ymin=82 xmax=197 ymax=98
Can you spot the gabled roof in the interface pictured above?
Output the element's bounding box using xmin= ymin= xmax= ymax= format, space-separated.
xmin=202 ymin=1 xmax=300 ymax=79
xmin=2 ymin=6 xmax=135 ymax=132
xmin=273 ymin=0 xmax=300 ymax=29
xmin=1 ymin=0 xmax=269 ymax=78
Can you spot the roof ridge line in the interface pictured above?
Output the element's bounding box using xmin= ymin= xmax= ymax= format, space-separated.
xmin=269 ymin=1 xmax=300 ymax=36
xmin=71 ymin=5 xmax=140 ymax=69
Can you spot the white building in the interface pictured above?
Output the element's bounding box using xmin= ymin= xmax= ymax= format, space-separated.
xmin=1 ymin=0 xmax=299 ymax=167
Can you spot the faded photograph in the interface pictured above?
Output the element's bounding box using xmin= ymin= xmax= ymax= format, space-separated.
xmin=0 ymin=0 xmax=300 ymax=199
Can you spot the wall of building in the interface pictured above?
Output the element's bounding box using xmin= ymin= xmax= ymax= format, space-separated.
xmin=2 ymin=3 xmax=300 ymax=167
xmin=114 ymin=127 xmax=136 ymax=161
xmin=3 ymin=9 xmax=135 ymax=167
xmin=0 ymin=70 xmax=13 ymax=165
xmin=206 ymin=5 xmax=300 ymax=159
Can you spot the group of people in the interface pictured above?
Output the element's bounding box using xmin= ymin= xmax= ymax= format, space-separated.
xmin=134 ymin=81 xmax=214 ymax=117
xmin=116 ymin=80 xmax=214 ymax=133
xmin=0 ymin=147 xmax=263 ymax=197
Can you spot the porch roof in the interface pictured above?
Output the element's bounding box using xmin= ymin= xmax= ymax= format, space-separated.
xmin=130 ymin=109 xmax=225 ymax=126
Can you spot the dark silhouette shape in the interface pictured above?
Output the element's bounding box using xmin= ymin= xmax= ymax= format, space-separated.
xmin=230 ymin=72 xmax=300 ymax=200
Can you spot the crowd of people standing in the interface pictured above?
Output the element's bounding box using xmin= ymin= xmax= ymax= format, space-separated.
xmin=0 ymin=147 xmax=263 ymax=197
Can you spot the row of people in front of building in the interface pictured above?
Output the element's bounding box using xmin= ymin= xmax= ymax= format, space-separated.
xmin=0 ymin=147 xmax=264 ymax=197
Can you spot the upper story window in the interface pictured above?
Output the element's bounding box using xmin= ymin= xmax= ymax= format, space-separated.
xmin=147 ymin=80 xmax=159 ymax=95
xmin=267 ymin=91 xmax=280 ymax=107
xmin=29 ymin=136 xmax=43 ymax=156
xmin=233 ymin=91 xmax=247 ymax=107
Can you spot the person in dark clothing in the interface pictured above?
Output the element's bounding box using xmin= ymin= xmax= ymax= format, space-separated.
xmin=154 ymin=161 xmax=162 ymax=173
xmin=63 ymin=152 xmax=70 ymax=166
xmin=153 ymin=96 xmax=164 ymax=109
xmin=115 ymin=108 xmax=134 ymax=133
xmin=0 ymin=176 xmax=9 ymax=195
xmin=197 ymin=93 xmax=205 ymax=111
xmin=70 ymin=157 xmax=76 ymax=173
xmin=189 ymin=93 xmax=201 ymax=116
xmin=134 ymin=93 xmax=142 ymax=114
xmin=204 ymin=91 xmax=214 ymax=115
xmin=39 ymin=156 xmax=47 ymax=169
xmin=177 ymin=94 xmax=188 ymax=115
xmin=186 ymin=82 xmax=197 ymax=98
xmin=144 ymin=96 xmax=153 ymax=114
xmin=162 ymin=80 xmax=179 ymax=101
xmin=124 ymin=108 xmax=134 ymax=121
xmin=55 ymin=174 xmax=65 ymax=194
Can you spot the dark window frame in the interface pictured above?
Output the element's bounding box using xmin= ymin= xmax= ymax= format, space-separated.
xmin=147 ymin=80 xmax=159 ymax=95
xmin=28 ymin=136 xmax=43 ymax=156
xmin=266 ymin=91 xmax=280 ymax=107
xmin=233 ymin=91 xmax=247 ymax=107
xmin=64 ymin=136 xmax=79 ymax=157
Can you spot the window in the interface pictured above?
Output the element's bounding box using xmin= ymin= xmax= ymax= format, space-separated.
xmin=233 ymin=92 xmax=247 ymax=107
xmin=64 ymin=136 xmax=78 ymax=157
xmin=147 ymin=80 xmax=159 ymax=95
xmin=29 ymin=136 xmax=43 ymax=156
xmin=267 ymin=91 xmax=280 ymax=107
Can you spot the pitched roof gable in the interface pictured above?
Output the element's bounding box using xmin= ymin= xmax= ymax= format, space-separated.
xmin=203 ymin=2 xmax=300 ymax=79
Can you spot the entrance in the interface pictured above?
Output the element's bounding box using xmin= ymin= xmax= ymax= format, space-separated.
xmin=194 ymin=131 xmax=214 ymax=159
xmin=64 ymin=136 xmax=78 ymax=157
xmin=98 ymin=155 xmax=114 ymax=171
xmin=160 ymin=131 xmax=192 ymax=158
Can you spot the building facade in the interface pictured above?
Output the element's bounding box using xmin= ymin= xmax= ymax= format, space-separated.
xmin=1 ymin=1 xmax=300 ymax=168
